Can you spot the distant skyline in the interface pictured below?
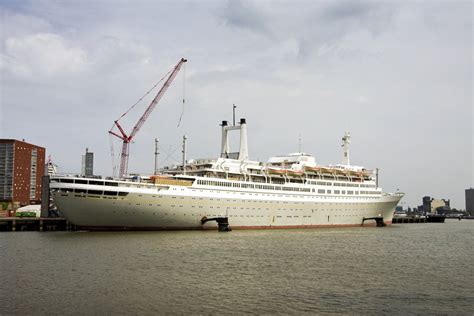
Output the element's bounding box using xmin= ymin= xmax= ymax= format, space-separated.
xmin=1 ymin=0 xmax=472 ymax=208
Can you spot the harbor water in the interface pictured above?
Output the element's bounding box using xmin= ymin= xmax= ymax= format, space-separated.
xmin=1 ymin=220 xmax=473 ymax=314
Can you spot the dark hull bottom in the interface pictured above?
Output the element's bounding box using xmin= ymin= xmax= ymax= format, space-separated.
xmin=426 ymin=216 xmax=446 ymax=223
xmin=75 ymin=221 xmax=393 ymax=231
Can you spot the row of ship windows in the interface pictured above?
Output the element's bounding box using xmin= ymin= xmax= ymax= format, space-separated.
xmin=59 ymin=187 xmax=380 ymax=202
xmin=317 ymin=189 xmax=380 ymax=195
xmin=54 ymin=188 xmax=128 ymax=196
xmin=62 ymin=190 xmax=380 ymax=202
xmin=54 ymin=178 xmax=120 ymax=186
xmin=109 ymin=201 xmax=378 ymax=211
xmin=196 ymin=179 xmax=376 ymax=191
xmin=307 ymin=181 xmax=374 ymax=188
xmin=193 ymin=186 xmax=380 ymax=197
xmin=54 ymin=178 xmax=155 ymax=189
xmin=54 ymin=177 xmax=377 ymax=191
xmin=108 ymin=211 xmax=372 ymax=217
xmin=57 ymin=185 xmax=380 ymax=198
xmin=196 ymin=180 xmax=312 ymax=192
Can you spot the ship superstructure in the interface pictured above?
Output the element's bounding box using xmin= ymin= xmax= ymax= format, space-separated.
xmin=50 ymin=118 xmax=403 ymax=230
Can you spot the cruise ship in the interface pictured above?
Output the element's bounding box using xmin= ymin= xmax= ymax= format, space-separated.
xmin=50 ymin=118 xmax=403 ymax=230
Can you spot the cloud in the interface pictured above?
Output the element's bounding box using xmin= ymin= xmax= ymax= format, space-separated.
xmin=218 ymin=0 xmax=272 ymax=36
xmin=89 ymin=35 xmax=152 ymax=74
xmin=216 ymin=0 xmax=399 ymax=64
xmin=0 ymin=1 xmax=471 ymax=209
xmin=2 ymin=32 xmax=88 ymax=78
xmin=0 ymin=12 xmax=53 ymax=37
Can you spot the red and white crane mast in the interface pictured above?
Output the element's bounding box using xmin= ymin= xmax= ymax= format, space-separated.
xmin=109 ymin=58 xmax=187 ymax=178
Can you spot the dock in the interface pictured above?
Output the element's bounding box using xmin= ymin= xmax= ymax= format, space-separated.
xmin=392 ymin=216 xmax=427 ymax=224
xmin=0 ymin=217 xmax=76 ymax=232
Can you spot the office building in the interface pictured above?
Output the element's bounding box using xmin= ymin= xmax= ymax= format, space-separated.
xmin=466 ymin=188 xmax=474 ymax=216
xmin=81 ymin=148 xmax=94 ymax=177
xmin=0 ymin=139 xmax=45 ymax=207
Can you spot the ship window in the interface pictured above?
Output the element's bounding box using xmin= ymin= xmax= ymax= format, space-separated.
xmin=318 ymin=189 xmax=325 ymax=194
xmin=104 ymin=191 xmax=118 ymax=196
xmin=118 ymin=192 xmax=129 ymax=196
xmin=75 ymin=179 xmax=88 ymax=184
xmin=60 ymin=178 xmax=74 ymax=183
xmin=334 ymin=190 xmax=340 ymax=194
xmin=88 ymin=190 xmax=103 ymax=195
xmin=89 ymin=180 xmax=104 ymax=186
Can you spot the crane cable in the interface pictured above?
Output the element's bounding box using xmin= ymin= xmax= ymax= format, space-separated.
xmin=177 ymin=62 xmax=186 ymax=127
xmin=161 ymin=144 xmax=181 ymax=165
xmin=116 ymin=68 xmax=174 ymax=122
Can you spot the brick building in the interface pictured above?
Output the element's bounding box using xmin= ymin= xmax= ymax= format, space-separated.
xmin=0 ymin=139 xmax=45 ymax=209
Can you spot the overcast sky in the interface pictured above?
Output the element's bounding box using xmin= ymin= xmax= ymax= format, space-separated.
xmin=1 ymin=0 xmax=472 ymax=209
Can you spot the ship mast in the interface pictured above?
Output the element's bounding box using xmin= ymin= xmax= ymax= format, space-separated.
xmin=154 ymin=138 xmax=159 ymax=175
xmin=182 ymin=135 xmax=187 ymax=175
xmin=342 ymin=132 xmax=351 ymax=165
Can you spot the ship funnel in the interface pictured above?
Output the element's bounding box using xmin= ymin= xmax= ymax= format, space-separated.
xmin=220 ymin=120 xmax=229 ymax=158
xmin=239 ymin=118 xmax=248 ymax=161
xmin=218 ymin=118 xmax=249 ymax=161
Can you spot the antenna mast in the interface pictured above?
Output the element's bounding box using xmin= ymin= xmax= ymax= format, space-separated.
xmin=298 ymin=133 xmax=302 ymax=153
xmin=232 ymin=104 xmax=236 ymax=126
xmin=342 ymin=131 xmax=351 ymax=165
xmin=154 ymin=138 xmax=159 ymax=175
xmin=182 ymin=135 xmax=187 ymax=175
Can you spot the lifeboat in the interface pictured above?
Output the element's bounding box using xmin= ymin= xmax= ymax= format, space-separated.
xmin=267 ymin=168 xmax=287 ymax=175
xmin=348 ymin=170 xmax=363 ymax=177
xmin=304 ymin=166 xmax=321 ymax=173
xmin=319 ymin=167 xmax=333 ymax=174
xmin=266 ymin=168 xmax=304 ymax=177
xmin=287 ymin=170 xmax=304 ymax=177
xmin=333 ymin=169 xmax=348 ymax=176
xmin=362 ymin=170 xmax=372 ymax=177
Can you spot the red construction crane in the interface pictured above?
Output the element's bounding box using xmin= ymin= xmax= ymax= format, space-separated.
xmin=109 ymin=58 xmax=187 ymax=178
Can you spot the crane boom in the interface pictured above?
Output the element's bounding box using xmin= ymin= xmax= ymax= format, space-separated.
xmin=109 ymin=58 xmax=187 ymax=178
xmin=130 ymin=58 xmax=187 ymax=139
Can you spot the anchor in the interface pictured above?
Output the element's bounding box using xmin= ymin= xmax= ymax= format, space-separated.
xmin=362 ymin=216 xmax=386 ymax=227
xmin=201 ymin=216 xmax=231 ymax=232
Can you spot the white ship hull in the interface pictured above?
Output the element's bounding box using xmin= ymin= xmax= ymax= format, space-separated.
xmin=51 ymin=119 xmax=404 ymax=230
xmin=51 ymin=177 xmax=402 ymax=230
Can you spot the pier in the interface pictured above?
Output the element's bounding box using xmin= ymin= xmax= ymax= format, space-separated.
xmin=392 ymin=216 xmax=427 ymax=224
xmin=0 ymin=217 xmax=76 ymax=232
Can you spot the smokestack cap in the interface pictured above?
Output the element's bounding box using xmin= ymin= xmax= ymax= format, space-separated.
xmin=221 ymin=120 xmax=228 ymax=126
xmin=240 ymin=118 xmax=246 ymax=124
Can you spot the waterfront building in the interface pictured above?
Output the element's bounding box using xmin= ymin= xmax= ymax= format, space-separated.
xmin=431 ymin=199 xmax=450 ymax=214
xmin=466 ymin=188 xmax=474 ymax=216
xmin=81 ymin=148 xmax=94 ymax=177
xmin=422 ymin=196 xmax=432 ymax=214
xmin=0 ymin=139 xmax=45 ymax=211
xmin=420 ymin=196 xmax=450 ymax=214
